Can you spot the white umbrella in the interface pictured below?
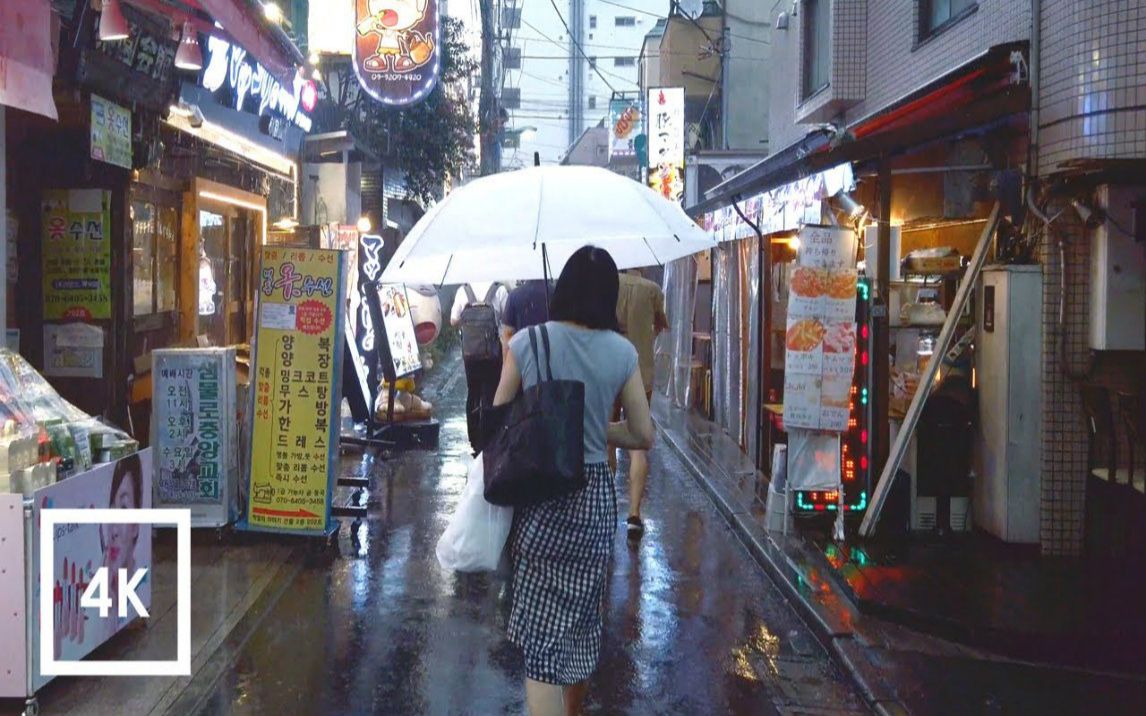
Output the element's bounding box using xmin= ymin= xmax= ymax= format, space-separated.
xmin=380 ymin=165 xmax=717 ymax=285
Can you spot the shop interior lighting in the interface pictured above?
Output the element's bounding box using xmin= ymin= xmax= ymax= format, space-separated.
xmin=309 ymin=51 xmax=321 ymax=65
xmin=96 ymin=0 xmax=130 ymax=41
xmin=199 ymin=189 xmax=269 ymax=246
xmin=273 ymin=217 xmax=299 ymax=230
xmin=263 ymin=2 xmax=284 ymax=23
xmin=175 ymin=21 xmax=204 ymax=71
xmin=357 ymin=216 xmax=373 ymax=232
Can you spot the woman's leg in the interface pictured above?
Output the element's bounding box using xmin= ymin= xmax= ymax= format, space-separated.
xmin=525 ymin=678 xmax=564 ymax=716
xmin=562 ymin=681 xmax=590 ymax=716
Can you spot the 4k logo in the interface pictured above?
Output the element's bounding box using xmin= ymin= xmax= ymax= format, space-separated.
xmin=80 ymin=567 xmax=150 ymax=619
xmin=40 ymin=509 xmax=191 ymax=677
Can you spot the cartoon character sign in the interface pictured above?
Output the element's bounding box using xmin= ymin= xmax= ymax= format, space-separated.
xmin=354 ymin=0 xmax=441 ymax=106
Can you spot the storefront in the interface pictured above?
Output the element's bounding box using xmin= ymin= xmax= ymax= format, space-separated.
xmin=5 ymin=0 xmax=312 ymax=434
xmin=681 ymin=43 xmax=1032 ymax=530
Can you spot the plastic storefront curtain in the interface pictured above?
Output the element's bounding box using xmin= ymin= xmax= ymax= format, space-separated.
xmin=657 ymin=256 xmax=698 ymax=410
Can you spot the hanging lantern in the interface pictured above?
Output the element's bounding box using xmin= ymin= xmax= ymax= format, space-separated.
xmin=97 ymin=0 xmax=130 ymax=41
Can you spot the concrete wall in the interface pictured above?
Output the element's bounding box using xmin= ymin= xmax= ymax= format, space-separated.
xmin=300 ymin=161 xmax=362 ymax=226
xmin=723 ymin=0 xmax=770 ymax=151
xmin=1037 ymin=0 xmax=1146 ymax=173
xmin=768 ymin=0 xmax=1030 ymax=152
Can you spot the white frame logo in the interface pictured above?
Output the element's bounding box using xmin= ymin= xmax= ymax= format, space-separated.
xmin=39 ymin=509 xmax=191 ymax=677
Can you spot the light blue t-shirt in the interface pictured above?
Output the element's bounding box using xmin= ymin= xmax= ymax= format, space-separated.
xmin=509 ymin=321 xmax=638 ymax=464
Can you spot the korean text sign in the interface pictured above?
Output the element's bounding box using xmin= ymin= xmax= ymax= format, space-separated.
xmin=247 ymin=248 xmax=346 ymax=534
xmin=42 ymin=189 xmax=112 ymax=321
xmin=90 ymin=94 xmax=132 ymax=169
xmin=152 ymin=348 xmax=239 ymax=526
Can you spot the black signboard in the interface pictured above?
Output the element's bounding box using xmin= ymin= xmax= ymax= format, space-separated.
xmin=198 ymin=35 xmax=315 ymax=134
xmin=75 ymin=3 xmax=180 ymax=112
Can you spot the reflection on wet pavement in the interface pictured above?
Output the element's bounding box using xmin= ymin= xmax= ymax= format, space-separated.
xmin=193 ymin=351 xmax=867 ymax=715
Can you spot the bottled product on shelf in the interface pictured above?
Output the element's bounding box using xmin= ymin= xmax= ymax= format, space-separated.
xmin=0 ymin=349 xmax=136 ymax=496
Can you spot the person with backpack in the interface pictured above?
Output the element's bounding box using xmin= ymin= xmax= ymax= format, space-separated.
xmin=450 ymin=281 xmax=510 ymax=453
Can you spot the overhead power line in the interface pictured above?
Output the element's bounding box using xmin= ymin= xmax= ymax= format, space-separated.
xmin=547 ymin=0 xmax=619 ymax=93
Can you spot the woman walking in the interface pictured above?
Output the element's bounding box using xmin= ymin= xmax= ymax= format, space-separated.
xmin=492 ymin=246 xmax=655 ymax=716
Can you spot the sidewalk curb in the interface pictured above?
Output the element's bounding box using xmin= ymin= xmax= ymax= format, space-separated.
xmin=655 ymin=417 xmax=908 ymax=716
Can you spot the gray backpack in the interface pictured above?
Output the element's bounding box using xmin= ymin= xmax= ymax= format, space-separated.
xmin=460 ymin=284 xmax=501 ymax=361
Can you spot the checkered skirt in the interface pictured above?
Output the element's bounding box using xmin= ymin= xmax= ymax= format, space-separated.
xmin=507 ymin=462 xmax=617 ymax=685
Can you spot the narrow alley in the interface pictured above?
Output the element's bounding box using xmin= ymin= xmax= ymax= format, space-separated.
xmin=166 ymin=350 xmax=866 ymax=716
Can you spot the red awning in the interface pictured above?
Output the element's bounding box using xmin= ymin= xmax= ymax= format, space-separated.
xmin=0 ymin=0 xmax=58 ymax=119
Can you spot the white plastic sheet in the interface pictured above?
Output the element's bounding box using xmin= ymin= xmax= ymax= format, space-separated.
xmin=659 ymin=257 xmax=698 ymax=410
xmin=436 ymin=455 xmax=514 ymax=573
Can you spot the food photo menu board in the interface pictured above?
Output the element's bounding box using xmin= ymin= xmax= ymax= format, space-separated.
xmin=379 ymin=284 xmax=421 ymax=377
xmin=783 ymin=226 xmax=858 ymax=432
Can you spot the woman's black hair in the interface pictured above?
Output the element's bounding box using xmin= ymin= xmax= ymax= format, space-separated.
xmin=110 ymin=453 xmax=143 ymax=509
xmin=549 ymin=246 xmax=621 ymax=331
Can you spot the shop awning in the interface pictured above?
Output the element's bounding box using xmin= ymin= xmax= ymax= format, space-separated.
xmin=123 ymin=0 xmax=304 ymax=81
xmin=696 ymin=41 xmax=1029 ymax=218
xmin=0 ymin=0 xmax=58 ymax=119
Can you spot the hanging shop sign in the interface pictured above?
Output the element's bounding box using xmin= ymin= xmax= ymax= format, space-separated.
xmin=151 ymin=348 xmax=240 ymax=527
xmin=609 ymin=98 xmax=642 ymax=159
xmin=90 ymin=94 xmax=132 ymax=169
xmin=30 ymin=451 xmax=153 ymax=689
xmin=647 ymin=87 xmax=685 ymax=204
xmin=353 ymin=0 xmax=442 ymax=106
xmin=200 ymin=36 xmax=317 ymax=133
xmin=0 ymin=1 xmax=58 ymax=119
xmin=783 ymin=225 xmax=858 ymax=432
xmin=76 ymin=3 xmax=179 ymax=112
xmin=42 ymin=190 xmax=112 ymax=321
xmin=245 ymin=247 xmax=346 ymax=535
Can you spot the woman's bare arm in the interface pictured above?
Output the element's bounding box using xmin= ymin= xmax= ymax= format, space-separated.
xmin=493 ymin=346 xmax=522 ymax=407
xmin=606 ymin=370 xmax=654 ymax=450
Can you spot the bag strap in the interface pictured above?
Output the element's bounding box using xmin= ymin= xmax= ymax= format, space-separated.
xmin=527 ymin=327 xmax=543 ymax=384
xmin=539 ymin=324 xmax=554 ymax=382
xmin=464 ymin=284 xmax=477 ymax=304
xmin=483 ymin=283 xmax=499 ymax=303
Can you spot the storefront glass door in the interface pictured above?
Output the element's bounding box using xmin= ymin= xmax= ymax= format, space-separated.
xmin=198 ymin=210 xmax=228 ymax=346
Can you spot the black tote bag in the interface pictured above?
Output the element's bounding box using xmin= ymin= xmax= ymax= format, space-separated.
xmin=482 ymin=325 xmax=586 ymax=507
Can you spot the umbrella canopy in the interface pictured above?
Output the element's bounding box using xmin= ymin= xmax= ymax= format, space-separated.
xmin=380 ymin=165 xmax=717 ymax=285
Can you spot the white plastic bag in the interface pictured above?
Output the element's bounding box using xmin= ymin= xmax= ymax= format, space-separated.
xmin=436 ymin=454 xmax=514 ymax=572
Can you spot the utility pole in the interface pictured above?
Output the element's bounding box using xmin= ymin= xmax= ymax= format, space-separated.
xmin=479 ymin=0 xmax=498 ymax=175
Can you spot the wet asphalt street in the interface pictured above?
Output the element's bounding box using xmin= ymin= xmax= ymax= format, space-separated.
xmin=190 ymin=351 xmax=868 ymax=716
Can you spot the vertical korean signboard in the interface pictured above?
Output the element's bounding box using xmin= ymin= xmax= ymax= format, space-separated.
xmin=353 ymin=0 xmax=441 ymax=106
xmin=245 ymin=248 xmax=346 ymax=535
xmin=42 ymin=189 xmax=112 ymax=320
xmin=783 ymin=225 xmax=858 ymax=432
xmin=152 ymin=348 xmax=239 ymax=527
xmin=646 ymin=87 xmax=685 ymax=204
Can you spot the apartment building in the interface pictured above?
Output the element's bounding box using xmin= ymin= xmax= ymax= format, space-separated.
xmin=501 ymin=0 xmax=667 ymax=166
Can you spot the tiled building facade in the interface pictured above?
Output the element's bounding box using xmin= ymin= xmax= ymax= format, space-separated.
xmin=770 ymin=0 xmax=1031 ymax=150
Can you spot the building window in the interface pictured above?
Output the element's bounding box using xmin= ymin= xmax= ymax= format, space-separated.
xmin=502 ymin=87 xmax=521 ymax=109
xmin=131 ymin=201 xmax=178 ymax=316
xmin=613 ymin=56 xmax=636 ymax=67
xmin=802 ymin=0 xmax=830 ymax=99
xmin=502 ymin=6 xmax=522 ymax=30
xmin=589 ymin=15 xmax=597 ymax=29
xmin=589 ymin=57 xmax=597 ymax=69
xmin=615 ymin=16 xmax=636 ymax=27
xmin=588 ymin=96 xmax=597 ymax=109
xmin=505 ymin=46 xmax=522 ymax=70
xmin=919 ymin=0 xmax=977 ymax=39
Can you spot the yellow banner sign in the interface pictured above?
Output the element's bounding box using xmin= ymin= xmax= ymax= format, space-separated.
xmin=246 ymin=247 xmax=346 ymax=534
xmin=42 ymin=189 xmax=112 ymax=320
